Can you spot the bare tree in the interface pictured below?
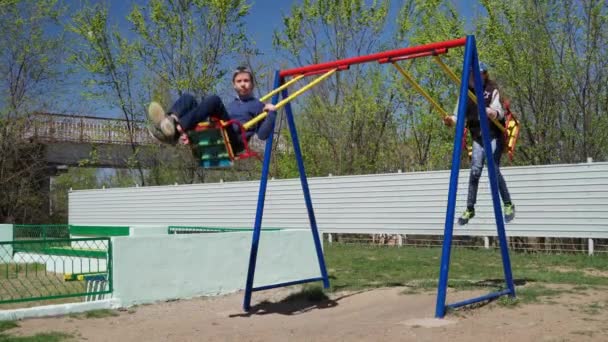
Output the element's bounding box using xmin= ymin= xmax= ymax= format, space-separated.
xmin=0 ymin=0 xmax=67 ymax=222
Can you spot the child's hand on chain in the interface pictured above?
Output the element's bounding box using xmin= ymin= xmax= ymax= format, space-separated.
xmin=443 ymin=115 xmax=456 ymax=127
xmin=486 ymin=107 xmax=498 ymax=119
xmin=176 ymin=124 xmax=190 ymax=145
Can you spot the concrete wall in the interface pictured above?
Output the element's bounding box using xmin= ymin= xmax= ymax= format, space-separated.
xmin=0 ymin=224 xmax=13 ymax=261
xmin=111 ymin=229 xmax=322 ymax=307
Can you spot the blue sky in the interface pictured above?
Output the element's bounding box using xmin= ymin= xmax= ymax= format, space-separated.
xmin=61 ymin=0 xmax=481 ymax=117
xmin=101 ymin=0 xmax=480 ymax=59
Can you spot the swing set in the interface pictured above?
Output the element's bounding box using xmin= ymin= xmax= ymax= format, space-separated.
xmin=188 ymin=35 xmax=519 ymax=318
xmin=188 ymin=44 xmax=520 ymax=169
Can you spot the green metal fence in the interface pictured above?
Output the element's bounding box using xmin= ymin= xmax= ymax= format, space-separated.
xmin=168 ymin=226 xmax=282 ymax=234
xmin=0 ymin=238 xmax=112 ymax=305
xmin=13 ymin=224 xmax=70 ymax=241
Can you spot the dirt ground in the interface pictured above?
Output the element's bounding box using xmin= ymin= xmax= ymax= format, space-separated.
xmin=11 ymin=285 xmax=608 ymax=342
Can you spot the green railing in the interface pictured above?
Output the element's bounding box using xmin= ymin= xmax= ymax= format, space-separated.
xmin=13 ymin=224 xmax=70 ymax=241
xmin=168 ymin=226 xmax=282 ymax=234
xmin=0 ymin=238 xmax=112 ymax=305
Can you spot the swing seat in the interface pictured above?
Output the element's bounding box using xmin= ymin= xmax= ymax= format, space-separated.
xmin=460 ymin=103 xmax=521 ymax=162
xmin=188 ymin=119 xmax=260 ymax=169
xmin=503 ymin=101 xmax=520 ymax=161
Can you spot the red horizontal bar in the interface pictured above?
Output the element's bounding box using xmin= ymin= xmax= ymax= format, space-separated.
xmin=280 ymin=37 xmax=466 ymax=78
xmin=303 ymin=64 xmax=350 ymax=77
xmin=378 ymin=48 xmax=449 ymax=64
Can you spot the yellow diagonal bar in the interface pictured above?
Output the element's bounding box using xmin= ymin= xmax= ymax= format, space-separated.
xmin=260 ymin=74 xmax=305 ymax=102
xmin=392 ymin=62 xmax=449 ymax=118
xmin=432 ymin=55 xmax=505 ymax=133
xmin=243 ymin=68 xmax=337 ymax=130
xmin=432 ymin=55 xmax=477 ymax=103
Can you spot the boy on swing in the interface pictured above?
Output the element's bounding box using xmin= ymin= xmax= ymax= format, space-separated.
xmin=148 ymin=66 xmax=277 ymax=155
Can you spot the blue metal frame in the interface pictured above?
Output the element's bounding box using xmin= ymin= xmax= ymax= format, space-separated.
xmin=434 ymin=35 xmax=516 ymax=318
xmin=243 ymin=71 xmax=330 ymax=312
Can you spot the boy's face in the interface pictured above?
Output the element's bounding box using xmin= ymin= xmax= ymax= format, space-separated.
xmin=233 ymin=72 xmax=253 ymax=97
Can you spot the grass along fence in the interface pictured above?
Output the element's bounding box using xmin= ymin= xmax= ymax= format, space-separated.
xmin=324 ymin=233 xmax=608 ymax=255
xmin=0 ymin=238 xmax=111 ymax=308
xmin=321 ymin=243 xmax=608 ymax=305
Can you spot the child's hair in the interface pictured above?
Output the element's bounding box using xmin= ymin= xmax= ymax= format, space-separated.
xmin=232 ymin=66 xmax=255 ymax=86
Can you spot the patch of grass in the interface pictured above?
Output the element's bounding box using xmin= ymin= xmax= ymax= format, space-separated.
xmin=580 ymin=301 xmax=605 ymax=315
xmin=400 ymin=287 xmax=420 ymax=295
xmin=571 ymin=285 xmax=590 ymax=291
xmin=0 ymin=261 xmax=92 ymax=310
xmin=323 ymin=244 xmax=608 ymax=294
xmin=84 ymin=309 xmax=119 ymax=319
xmin=581 ymin=317 xmax=600 ymax=322
xmin=283 ymin=286 xmax=329 ymax=303
xmin=0 ymin=331 xmax=73 ymax=342
xmin=68 ymin=309 xmax=119 ymax=319
xmin=0 ymin=263 xmax=46 ymax=280
xmin=0 ymin=322 xmax=19 ymax=333
xmin=518 ymin=285 xmax=564 ymax=302
xmin=497 ymin=296 xmax=520 ymax=307
xmin=497 ymin=284 xmax=567 ymax=308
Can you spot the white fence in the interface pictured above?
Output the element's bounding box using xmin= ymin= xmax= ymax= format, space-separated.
xmin=69 ymin=161 xmax=608 ymax=253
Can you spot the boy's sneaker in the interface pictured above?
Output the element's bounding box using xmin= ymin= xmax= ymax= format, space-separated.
xmin=148 ymin=101 xmax=179 ymax=143
xmin=147 ymin=124 xmax=176 ymax=145
xmin=148 ymin=101 xmax=166 ymax=127
xmin=458 ymin=208 xmax=475 ymax=225
xmin=159 ymin=116 xmax=178 ymax=140
xmin=504 ymin=203 xmax=515 ymax=223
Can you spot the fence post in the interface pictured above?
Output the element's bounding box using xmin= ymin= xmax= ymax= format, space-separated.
xmin=327 ymin=233 xmax=332 ymax=244
xmin=80 ymin=117 xmax=84 ymax=142
xmin=397 ymin=234 xmax=403 ymax=247
xmin=484 ymin=236 xmax=490 ymax=249
xmin=588 ymin=238 xmax=594 ymax=256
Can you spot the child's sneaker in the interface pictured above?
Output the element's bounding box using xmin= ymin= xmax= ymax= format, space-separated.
xmin=148 ymin=124 xmax=176 ymax=145
xmin=148 ymin=101 xmax=166 ymax=127
xmin=148 ymin=101 xmax=179 ymax=143
xmin=159 ymin=115 xmax=178 ymax=139
xmin=504 ymin=203 xmax=515 ymax=222
xmin=458 ymin=208 xmax=475 ymax=225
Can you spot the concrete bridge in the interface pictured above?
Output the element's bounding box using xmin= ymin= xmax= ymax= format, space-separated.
xmin=24 ymin=112 xmax=183 ymax=169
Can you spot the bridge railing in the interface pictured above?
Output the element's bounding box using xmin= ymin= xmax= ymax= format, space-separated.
xmin=24 ymin=113 xmax=158 ymax=145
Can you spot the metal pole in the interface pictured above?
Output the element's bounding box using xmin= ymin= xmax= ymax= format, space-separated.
xmin=434 ymin=35 xmax=474 ymax=319
xmin=243 ymin=71 xmax=281 ymax=312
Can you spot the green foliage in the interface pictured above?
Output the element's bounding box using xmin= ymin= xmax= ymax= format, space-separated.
xmin=393 ymin=0 xmax=469 ymax=171
xmin=0 ymin=332 xmax=73 ymax=342
xmin=68 ymin=308 xmax=120 ymax=320
xmin=127 ymin=0 xmax=251 ymax=96
xmin=273 ymin=0 xmax=389 ymax=65
xmin=68 ymin=2 xmax=148 ymax=184
xmin=0 ymin=320 xmax=72 ymax=341
xmin=2 ymin=0 xmax=608 ymax=223
xmin=0 ymin=0 xmax=66 ymax=114
xmin=0 ymin=0 xmax=68 ymax=223
xmin=282 ymin=285 xmax=329 ymax=303
xmin=476 ymin=0 xmax=608 ymax=164
xmin=272 ymin=0 xmax=403 ymax=177
xmin=0 ymin=321 xmax=19 ymax=333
